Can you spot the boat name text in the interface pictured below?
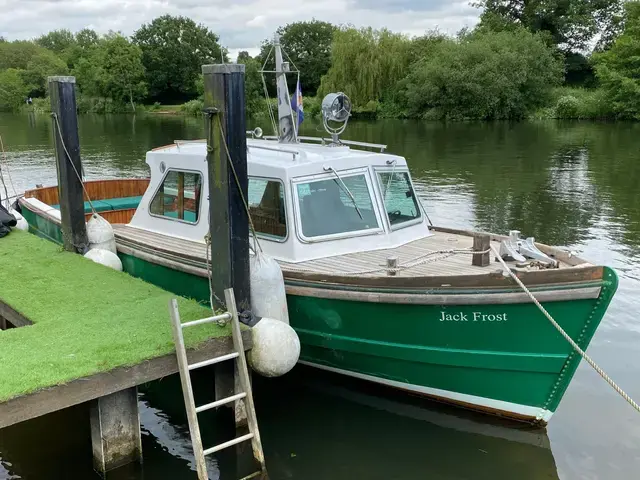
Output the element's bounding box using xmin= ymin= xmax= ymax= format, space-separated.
xmin=439 ymin=312 xmax=507 ymax=322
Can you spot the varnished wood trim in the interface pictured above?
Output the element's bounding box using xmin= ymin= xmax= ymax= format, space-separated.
xmin=286 ymin=285 xmax=602 ymax=305
xmin=117 ymin=243 xmax=209 ymax=278
xmin=24 ymin=179 xmax=150 ymax=205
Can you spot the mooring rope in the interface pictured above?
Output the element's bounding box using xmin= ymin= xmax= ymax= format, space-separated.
xmin=490 ymin=245 xmax=640 ymax=415
xmin=216 ymin=117 xmax=263 ymax=254
xmin=51 ymin=113 xmax=98 ymax=216
xmin=0 ymin=135 xmax=18 ymax=209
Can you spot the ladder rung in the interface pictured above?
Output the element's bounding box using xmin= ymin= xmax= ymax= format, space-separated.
xmin=195 ymin=392 xmax=247 ymax=413
xmin=188 ymin=352 xmax=239 ymax=371
xmin=181 ymin=312 xmax=232 ymax=328
xmin=203 ymin=433 xmax=254 ymax=456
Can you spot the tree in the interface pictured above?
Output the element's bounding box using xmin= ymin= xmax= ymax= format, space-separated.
xmin=259 ymin=20 xmax=336 ymax=96
xmin=237 ymin=51 xmax=251 ymax=62
xmin=594 ymin=2 xmax=640 ymax=118
xmin=474 ymin=0 xmax=624 ymax=52
xmin=0 ymin=41 xmax=44 ymax=70
xmin=72 ymin=33 xmax=147 ymax=110
xmin=237 ymin=54 xmax=265 ymax=116
xmin=99 ymin=34 xmax=147 ymax=111
xmin=318 ymin=28 xmax=412 ymax=110
xmin=36 ymin=29 xmax=75 ymax=54
xmin=0 ymin=69 xmax=29 ymax=112
xmin=133 ymin=15 xmax=227 ymax=102
xmin=22 ymin=50 xmax=68 ymax=97
xmin=396 ymin=28 xmax=563 ymax=120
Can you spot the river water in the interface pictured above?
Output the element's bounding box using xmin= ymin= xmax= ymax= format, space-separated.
xmin=0 ymin=113 xmax=639 ymax=479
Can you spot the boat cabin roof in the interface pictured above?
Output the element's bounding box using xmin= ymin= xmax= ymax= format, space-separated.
xmin=132 ymin=138 xmax=431 ymax=263
xmin=149 ymin=139 xmax=407 ymax=180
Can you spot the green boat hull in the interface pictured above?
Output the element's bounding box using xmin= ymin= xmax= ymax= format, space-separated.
xmin=21 ymin=208 xmax=618 ymax=423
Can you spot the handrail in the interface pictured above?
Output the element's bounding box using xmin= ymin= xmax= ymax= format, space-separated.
xmin=248 ymin=144 xmax=299 ymax=160
xmin=259 ymin=135 xmax=386 ymax=152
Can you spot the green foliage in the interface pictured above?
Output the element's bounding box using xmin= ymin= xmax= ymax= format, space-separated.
xmin=36 ymin=29 xmax=75 ymax=54
xmin=319 ymin=27 xmax=412 ymax=109
xmin=259 ymin=20 xmax=336 ymax=96
xmin=133 ymin=15 xmax=227 ymax=102
xmin=395 ymin=29 xmax=563 ymax=120
xmin=532 ymin=87 xmax=612 ymax=119
xmin=72 ymin=34 xmax=146 ymax=111
xmin=555 ymin=95 xmax=581 ymax=118
xmin=474 ymin=0 xmax=624 ymax=52
xmin=0 ymin=41 xmax=44 ymax=70
xmin=593 ymin=2 xmax=640 ymax=119
xmin=22 ymin=50 xmax=68 ymax=97
xmin=180 ymin=99 xmax=204 ymax=115
xmin=0 ymin=69 xmax=29 ymax=112
xmin=237 ymin=54 xmax=265 ymax=116
xmin=26 ymin=97 xmax=51 ymax=113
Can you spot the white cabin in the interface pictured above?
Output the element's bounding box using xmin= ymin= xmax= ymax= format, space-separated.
xmin=129 ymin=139 xmax=432 ymax=263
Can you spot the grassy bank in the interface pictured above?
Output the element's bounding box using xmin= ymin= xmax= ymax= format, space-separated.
xmin=0 ymin=231 xmax=226 ymax=402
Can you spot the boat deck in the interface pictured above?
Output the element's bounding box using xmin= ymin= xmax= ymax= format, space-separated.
xmin=112 ymin=224 xmax=578 ymax=278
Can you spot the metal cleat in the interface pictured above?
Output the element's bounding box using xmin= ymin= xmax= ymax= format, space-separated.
xmin=499 ymin=230 xmax=527 ymax=262
xmin=519 ymin=237 xmax=558 ymax=267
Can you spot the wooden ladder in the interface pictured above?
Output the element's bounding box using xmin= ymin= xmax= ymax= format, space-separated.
xmin=168 ymin=288 xmax=267 ymax=480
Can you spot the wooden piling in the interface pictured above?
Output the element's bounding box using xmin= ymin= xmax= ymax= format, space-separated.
xmin=201 ymin=64 xmax=250 ymax=312
xmin=48 ymin=76 xmax=89 ymax=254
xmin=472 ymin=234 xmax=491 ymax=267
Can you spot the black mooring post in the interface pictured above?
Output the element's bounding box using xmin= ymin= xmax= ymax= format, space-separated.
xmin=202 ymin=64 xmax=250 ymax=311
xmin=48 ymin=76 xmax=89 ymax=254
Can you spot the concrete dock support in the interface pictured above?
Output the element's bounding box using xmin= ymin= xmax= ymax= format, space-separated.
xmin=90 ymin=387 xmax=142 ymax=476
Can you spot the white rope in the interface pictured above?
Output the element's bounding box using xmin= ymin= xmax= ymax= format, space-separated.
xmin=491 ymin=245 xmax=640 ymax=415
xmin=0 ymin=135 xmax=18 ymax=209
xmin=51 ymin=113 xmax=98 ymax=216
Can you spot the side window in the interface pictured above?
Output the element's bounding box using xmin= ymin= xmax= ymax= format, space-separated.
xmin=377 ymin=171 xmax=421 ymax=227
xmin=150 ymin=171 xmax=202 ymax=223
xmin=248 ymin=178 xmax=287 ymax=240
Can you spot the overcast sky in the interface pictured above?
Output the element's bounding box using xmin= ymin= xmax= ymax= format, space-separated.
xmin=0 ymin=0 xmax=480 ymax=58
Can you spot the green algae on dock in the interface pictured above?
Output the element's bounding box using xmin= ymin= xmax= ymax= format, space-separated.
xmin=0 ymin=231 xmax=229 ymax=403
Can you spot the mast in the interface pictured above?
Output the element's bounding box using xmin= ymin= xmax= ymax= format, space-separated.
xmin=274 ymin=34 xmax=297 ymax=143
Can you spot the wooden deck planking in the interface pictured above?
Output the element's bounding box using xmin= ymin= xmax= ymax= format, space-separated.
xmin=113 ymin=225 xmax=560 ymax=278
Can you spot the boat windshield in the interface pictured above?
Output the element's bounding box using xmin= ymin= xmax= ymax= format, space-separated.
xmin=296 ymin=174 xmax=380 ymax=239
xmin=377 ymin=171 xmax=421 ymax=227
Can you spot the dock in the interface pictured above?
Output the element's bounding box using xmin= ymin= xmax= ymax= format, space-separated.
xmin=0 ymin=231 xmax=250 ymax=473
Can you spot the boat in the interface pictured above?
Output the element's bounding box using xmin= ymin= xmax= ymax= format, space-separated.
xmin=16 ymin=37 xmax=618 ymax=425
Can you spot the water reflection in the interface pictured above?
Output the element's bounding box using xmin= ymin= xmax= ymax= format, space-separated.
xmin=1 ymin=114 xmax=640 ymax=478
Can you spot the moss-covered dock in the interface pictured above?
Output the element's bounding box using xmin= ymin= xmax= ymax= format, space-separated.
xmin=0 ymin=231 xmax=249 ymax=430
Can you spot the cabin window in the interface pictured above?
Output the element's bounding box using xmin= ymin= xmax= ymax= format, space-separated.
xmin=248 ymin=178 xmax=287 ymax=240
xmin=295 ymin=174 xmax=380 ymax=239
xmin=149 ymin=170 xmax=202 ymax=224
xmin=377 ymin=171 xmax=421 ymax=227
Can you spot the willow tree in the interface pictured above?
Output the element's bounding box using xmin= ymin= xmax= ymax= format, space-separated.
xmin=318 ymin=28 xmax=412 ymax=110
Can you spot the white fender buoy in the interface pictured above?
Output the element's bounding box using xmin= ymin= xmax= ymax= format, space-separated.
xmin=9 ymin=209 xmax=28 ymax=231
xmin=250 ymin=253 xmax=289 ymax=324
xmin=84 ymin=248 xmax=123 ymax=271
xmin=86 ymin=214 xmax=117 ymax=254
xmin=249 ymin=318 xmax=300 ymax=377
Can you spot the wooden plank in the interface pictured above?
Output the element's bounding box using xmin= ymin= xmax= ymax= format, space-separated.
xmin=0 ymin=301 xmax=33 ymax=328
xmin=285 ymin=285 xmax=602 ymax=305
xmin=0 ymin=330 xmax=251 ymax=430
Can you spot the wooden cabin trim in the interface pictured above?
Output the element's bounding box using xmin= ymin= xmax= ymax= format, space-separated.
xmin=24 ymin=178 xmax=150 ymax=205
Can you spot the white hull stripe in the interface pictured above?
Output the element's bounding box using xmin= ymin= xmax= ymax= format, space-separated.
xmin=299 ymin=361 xmax=553 ymax=424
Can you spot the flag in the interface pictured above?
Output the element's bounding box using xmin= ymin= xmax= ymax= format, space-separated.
xmin=291 ymin=80 xmax=304 ymax=127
